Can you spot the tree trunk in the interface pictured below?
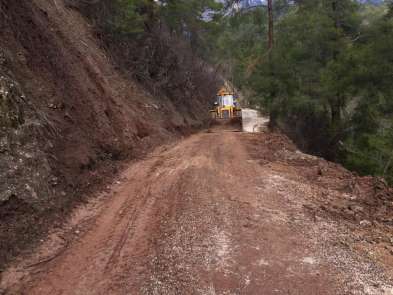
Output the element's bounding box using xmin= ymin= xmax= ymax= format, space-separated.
xmin=267 ymin=0 xmax=274 ymax=50
xmin=330 ymin=1 xmax=342 ymax=130
xmin=330 ymin=98 xmax=341 ymax=128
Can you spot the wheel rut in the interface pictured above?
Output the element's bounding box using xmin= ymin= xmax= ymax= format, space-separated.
xmin=1 ymin=126 xmax=393 ymax=294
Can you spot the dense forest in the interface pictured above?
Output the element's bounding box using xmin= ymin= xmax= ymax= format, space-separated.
xmin=71 ymin=0 xmax=393 ymax=184
xmin=214 ymin=0 xmax=393 ymax=185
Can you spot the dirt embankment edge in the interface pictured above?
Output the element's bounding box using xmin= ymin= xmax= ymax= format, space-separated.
xmin=0 ymin=0 xmax=218 ymax=268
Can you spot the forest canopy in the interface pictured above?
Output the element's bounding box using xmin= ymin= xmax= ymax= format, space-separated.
xmin=79 ymin=0 xmax=393 ymax=184
xmin=202 ymin=0 xmax=393 ymax=185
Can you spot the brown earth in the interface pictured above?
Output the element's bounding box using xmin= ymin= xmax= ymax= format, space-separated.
xmin=2 ymin=125 xmax=393 ymax=294
xmin=0 ymin=0 xmax=218 ymax=268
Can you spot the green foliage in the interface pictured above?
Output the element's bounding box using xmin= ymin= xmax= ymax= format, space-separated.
xmin=160 ymin=0 xmax=222 ymax=31
xmin=102 ymin=0 xmax=224 ymax=53
xmin=103 ymin=0 xmax=152 ymax=36
xmin=203 ymin=0 xmax=393 ymax=184
xmin=211 ymin=7 xmax=267 ymax=90
xmin=339 ymin=15 xmax=393 ymax=182
xmin=162 ymin=0 xmax=224 ymax=55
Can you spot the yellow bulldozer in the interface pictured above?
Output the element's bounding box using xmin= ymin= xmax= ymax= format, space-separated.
xmin=209 ymin=87 xmax=242 ymax=120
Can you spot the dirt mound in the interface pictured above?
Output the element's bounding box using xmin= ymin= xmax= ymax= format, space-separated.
xmin=245 ymin=131 xmax=393 ymax=221
xmin=244 ymin=131 xmax=393 ymax=277
xmin=0 ymin=0 xmax=216 ymax=268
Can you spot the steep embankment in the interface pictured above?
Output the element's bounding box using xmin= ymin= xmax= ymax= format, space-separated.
xmin=0 ymin=0 xmax=218 ymax=268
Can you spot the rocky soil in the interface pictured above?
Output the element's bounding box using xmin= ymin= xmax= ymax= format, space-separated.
xmin=2 ymin=125 xmax=393 ymax=294
xmin=0 ymin=0 xmax=217 ymax=268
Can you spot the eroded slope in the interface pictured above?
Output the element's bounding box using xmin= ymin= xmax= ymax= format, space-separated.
xmin=0 ymin=0 xmax=217 ymax=267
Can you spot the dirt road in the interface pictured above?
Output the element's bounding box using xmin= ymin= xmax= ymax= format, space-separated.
xmin=2 ymin=125 xmax=393 ymax=294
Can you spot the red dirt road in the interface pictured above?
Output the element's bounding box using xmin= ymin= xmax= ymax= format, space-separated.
xmin=1 ymin=126 xmax=393 ymax=294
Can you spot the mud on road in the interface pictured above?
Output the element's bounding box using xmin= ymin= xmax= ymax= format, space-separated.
xmin=2 ymin=125 xmax=393 ymax=294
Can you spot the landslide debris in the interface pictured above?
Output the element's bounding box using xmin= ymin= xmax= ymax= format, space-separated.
xmin=245 ymin=131 xmax=393 ymax=277
xmin=0 ymin=0 xmax=219 ymax=268
xmin=0 ymin=56 xmax=56 ymax=267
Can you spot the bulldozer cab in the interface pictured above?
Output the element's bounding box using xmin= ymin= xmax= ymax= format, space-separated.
xmin=217 ymin=94 xmax=234 ymax=107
